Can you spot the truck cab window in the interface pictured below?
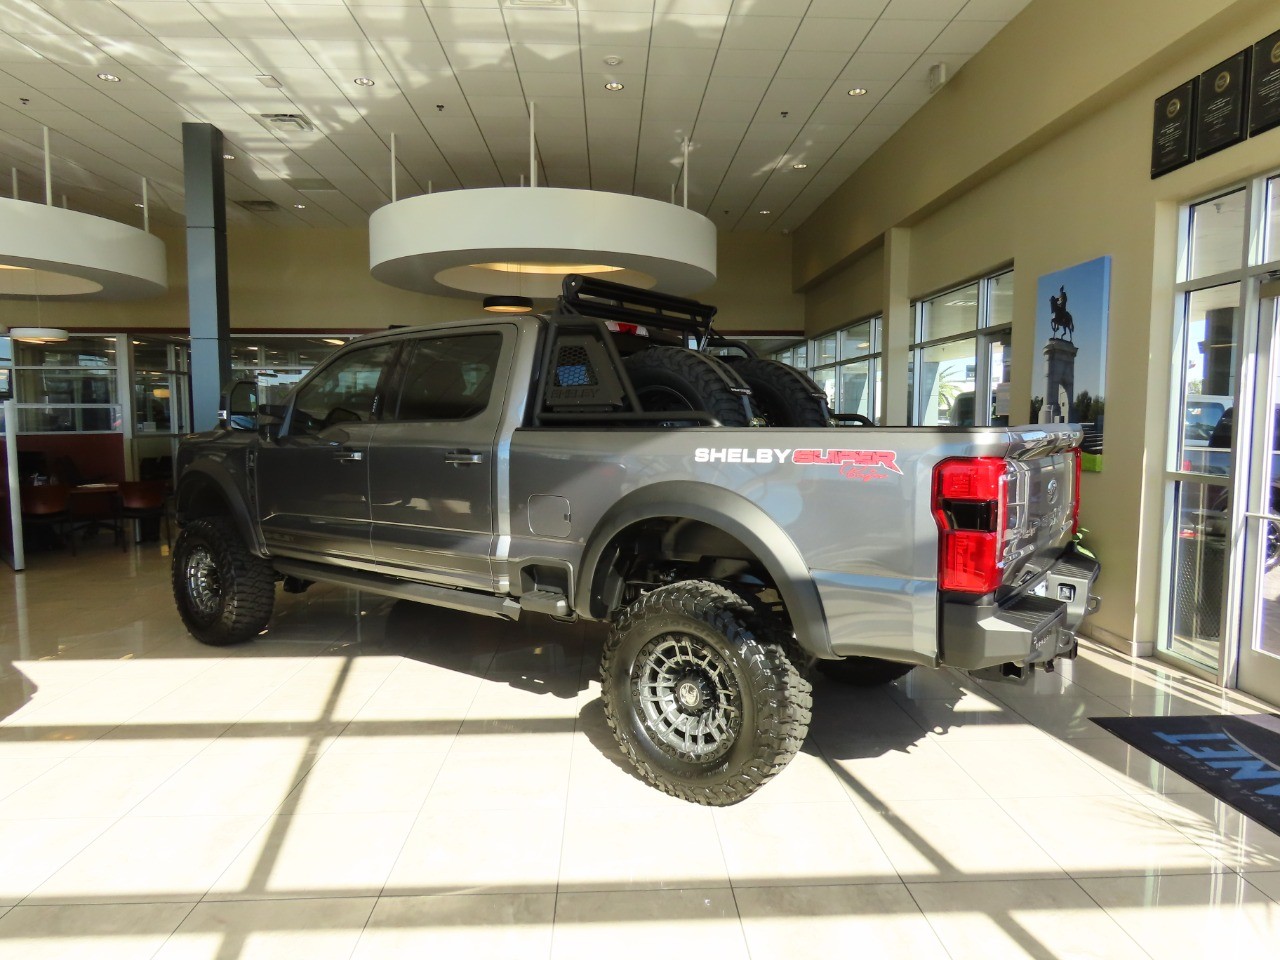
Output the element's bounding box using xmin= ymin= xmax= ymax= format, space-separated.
xmin=390 ymin=334 xmax=501 ymax=422
xmin=290 ymin=344 xmax=394 ymax=435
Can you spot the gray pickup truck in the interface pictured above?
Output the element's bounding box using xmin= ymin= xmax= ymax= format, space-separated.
xmin=172 ymin=276 xmax=1100 ymax=805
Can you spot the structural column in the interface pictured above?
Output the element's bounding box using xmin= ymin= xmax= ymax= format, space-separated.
xmin=882 ymin=227 xmax=912 ymax=425
xmin=183 ymin=123 xmax=230 ymax=432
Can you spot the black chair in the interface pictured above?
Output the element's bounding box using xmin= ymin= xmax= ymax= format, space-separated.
xmin=20 ymin=484 xmax=76 ymax=555
xmin=118 ymin=480 xmax=170 ymax=550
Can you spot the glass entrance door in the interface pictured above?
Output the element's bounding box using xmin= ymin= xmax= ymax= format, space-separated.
xmin=1237 ymin=281 xmax=1280 ymax=702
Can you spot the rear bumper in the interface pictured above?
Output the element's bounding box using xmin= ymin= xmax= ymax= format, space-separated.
xmin=939 ymin=548 xmax=1101 ymax=670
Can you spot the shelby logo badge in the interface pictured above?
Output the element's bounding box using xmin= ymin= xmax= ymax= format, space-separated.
xmin=693 ymin=447 xmax=902 ymax=481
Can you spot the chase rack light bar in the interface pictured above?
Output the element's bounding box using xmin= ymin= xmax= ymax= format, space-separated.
xmin=559 ymin=274 xmax=717 ymax=346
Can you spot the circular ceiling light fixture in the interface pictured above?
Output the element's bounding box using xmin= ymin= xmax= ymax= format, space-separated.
xmin=354 ymin=77 xmax=375 ymax=87
xmin=293 ymin=203 xmax=306 ymax=209
xmin=222 ymin=153 xmax=235 ymax=160
xmin=370 ymin=187 xmax=716 ymax=299
xmin=97 ymin=73 xmax=121 ymax=82
xmin=482 ymin=295 xmax=534 ymax=314
xmin=604 ymin=81 xmax=624 ymax=92
xmin=791 ymin=162 xmax=808 ymax=169
xmin=758 ymin=210 xmax=771 ymax=215
xmin=604 ymin=56 xmax=623 ymax=66
xmin=848 ymin=87 xmax=868 ymax=96
xmin=8 ymin=327 xmax=70 ymax=342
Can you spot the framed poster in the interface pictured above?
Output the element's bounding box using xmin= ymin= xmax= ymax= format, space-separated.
xmin=1249 ymin=28 xmax=1280 ymax=137
xmin=1196 ymin=49 xmax=1250 ymax=158
xmin=1032 ymin=257 xmax=1111 ymax=472
xmin=1151 ymin=79 xmax=1196 ymax=177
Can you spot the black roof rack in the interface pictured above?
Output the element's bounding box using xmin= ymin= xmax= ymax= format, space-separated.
xmin=557 ymin=274 xmax=717 ymax=346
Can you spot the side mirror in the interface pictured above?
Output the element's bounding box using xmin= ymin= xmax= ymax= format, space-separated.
xmin=218 ymin=379 xmax=259 ymax=431
xmin=256 ymin=403 xmax=287 ymax=441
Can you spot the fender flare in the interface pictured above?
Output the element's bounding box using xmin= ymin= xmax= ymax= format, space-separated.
xmin=175 ymin=463 xmax=264 ymax=557
xmin=576 ymin=480 xmax=834 ymax=658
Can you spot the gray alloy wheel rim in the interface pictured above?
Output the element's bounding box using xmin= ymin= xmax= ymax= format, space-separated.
xmin=184 ymin=544 xmax=222 ymax=619
xmin=632 ymin=633 xmax=742 ymax=763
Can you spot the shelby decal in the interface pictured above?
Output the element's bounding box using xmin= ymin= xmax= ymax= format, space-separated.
xmin=792 ymin=449 xmax=903 ymax=480
xmin=694 ymin=448 xmax=793 ymax=464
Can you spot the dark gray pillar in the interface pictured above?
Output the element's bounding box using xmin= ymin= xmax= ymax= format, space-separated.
xmin=183 ymin=123 xmax=230 ymax=432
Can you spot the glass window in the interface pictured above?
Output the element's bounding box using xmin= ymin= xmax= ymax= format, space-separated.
xmin=390 ymin=334 xmax=501 ymax=421
xmin=1169 ymin=480 xmax=1230 ymax=670
xmin=987 ymin=271 xmax=1015 ymax=328
xmin=131 ymin=337 xmax=189 ymax=435
xmin=1177 ymin=282 xmax=1241 ymax=469
xmin=811 ymin=367 xmax=836 ymax=410
xmin=919 ymin=283 xmax=978 ymax=341
xmin=986 ymin=333 xmax=1012 ymax=427
xmin=1266 ymin=175 xmax=1280 ymax=264
xmin=232 ymin=336 xmax=349 ymax=407
xmin=812 ymin=335 xmax=837 ymax=366
xmin=1188 ymin=188 xmax=1246 ymax=280
xmin=840 ymin=320 xmax=876 ymax=359
xmin=838 ymin=358 xmax=877 ymax=420
xmin=12 ymin=335 xmax=121 ymax=433
xmin=291 ymin=343 xmax=395 ymax=435
xmin=915 ymin=340 xmax=977 ymax=426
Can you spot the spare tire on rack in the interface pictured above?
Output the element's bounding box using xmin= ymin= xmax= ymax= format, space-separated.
xmin=724 ymin=357 xmax=832 ymax=428
xmin=624 ymin=346 xmax=755 ymax=426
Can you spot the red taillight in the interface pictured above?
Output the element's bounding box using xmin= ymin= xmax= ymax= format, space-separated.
xmin=1071 ymin=447 xmax=1082 ymax=536
xmin=932 ymin=457 xmax=1007 ymax=594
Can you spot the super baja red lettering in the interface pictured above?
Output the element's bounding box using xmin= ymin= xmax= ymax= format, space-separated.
xmin=791 ymin=449 xmax=903 ymax=475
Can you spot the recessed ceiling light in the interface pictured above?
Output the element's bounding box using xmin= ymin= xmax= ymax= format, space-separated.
xmin=97 ymin=73 xmax=120 ymax=82
xmin=848 ymin=87 xmax=868 ymax=96
xmin=604 ymin=81 xmax=624 ymax=92
xmin=134 ymin=202 xmax=144 ymax=208
xmin=354 ymin=77 xmax=375 ymax=87
xmin=293 ymin=203 xmax=306 ymax=209
xmin=222 ymin=154 xmax=235 ymax=160
xmin=792 ymin=162 xmax=808 ymax=170
xmin=603 ymin=56 xmax=622 ymax=66
xmin=759 ymin=210 xmax=771 ymax=215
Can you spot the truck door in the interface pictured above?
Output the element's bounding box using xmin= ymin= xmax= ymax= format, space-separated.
xmin=256 ymin=342 xmax=397 ymax=563
xmin=367 ymin=327 xmax=512 ymax=591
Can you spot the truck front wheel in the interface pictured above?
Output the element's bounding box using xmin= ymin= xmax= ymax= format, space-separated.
xmin=601 ymin=580 xmax=812 ymax=805
xmin=172 ymin=517 xmax=275 ymax=645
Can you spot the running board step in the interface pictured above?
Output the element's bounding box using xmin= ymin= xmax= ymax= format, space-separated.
xmin=272 ymin=559 xmax=521 ymax=620
xmin=519 ymin=589 xmax=570 ymax=617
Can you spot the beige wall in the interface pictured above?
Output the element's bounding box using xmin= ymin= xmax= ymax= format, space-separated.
xmin=793 ymin=0 xmax=1280 ymax=654
xmin=15 ymin=222 xmax=802 ymax=335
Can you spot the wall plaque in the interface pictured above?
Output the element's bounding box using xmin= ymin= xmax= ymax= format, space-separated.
xmin=1151 ymin=80 xmax=1196 ymax=177
xmin=1249 ymin=28 xmax=1280 ymax=137
xmin=1196 ymin=49 xmax=1250 ymax=158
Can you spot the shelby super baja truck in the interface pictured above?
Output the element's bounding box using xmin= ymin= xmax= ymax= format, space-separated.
xmin=171 ymin=275 xmax=1100 ymax=805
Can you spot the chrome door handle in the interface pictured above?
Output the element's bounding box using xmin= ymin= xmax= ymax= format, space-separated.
xmin=334 ymin=450 xmax=364 ymax=461
xmin=445 ymin=451 xmax=483 ymax=465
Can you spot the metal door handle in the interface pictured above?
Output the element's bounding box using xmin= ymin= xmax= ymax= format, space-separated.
xmin=445 ymin=451 xmax=483 ymax=465
xmin=334 ymin=450 xmax=364 ymax=461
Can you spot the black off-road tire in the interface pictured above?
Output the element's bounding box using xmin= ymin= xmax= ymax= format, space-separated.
xmin=818 ymin=656 xmax=915 ymax=687
xmin=724 ymin=357 xmax=832 ymax=427
xmin=601 ymin=580 xmax=812 ymax=805
xmin=624 ymin=346 xmax=754 ymax=426
xmin=172 ymin=516 xmax=275 ymax=646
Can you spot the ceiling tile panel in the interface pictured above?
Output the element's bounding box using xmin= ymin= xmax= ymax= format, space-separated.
xmin=645 ymin=47 xmax=714 ymax=76
xmin=5 ymin=32 xmax=110 ymax=67
xmin=262 ymin=3 xmax=362 ymax=40
xmin=789 ymin=17 xmax=874 ymax=53
xmin=577 ymin=12 xmax=652 ymax=47
xmin=719 ymin=16 xmax=799 ymax=51
xmin=228 ymin=37 xmax=318 ymax=70
xmin=841 ymin=50 xmax=917 ymax=82
xmin=708 ymin=47 xmax=783 ymax=79
xmin=456 ymin=69 xmax=523 ymax=97
xmin=650 ymin=14 xmax=726 ymax=49
xmin=512 ymin=43 xmax=581 ymax=74
xmin=192 ymin=3 xmax=291 ymax=39
xmin=0 ymin=33 xmax=52 ymax=64
xmin=161 ymin=36 xmax=257 ymax=68
xmin=368 ymin=38 xmax=452 ymax=72
xmin=859 ymin=19 xmax=947 ymax=54
xmin=441 ymin=40 xmax=514 ymax=71
xmin=578 ymin=44 xmax=648 ymax=75
xmin=692 ymin=97 xmax=758 ymax=122
xmin=930 ymin=19 xmax=1005 ymax=54
xmin=113 ymin=2 xmax=220 ymax=39
xmin=425 ymin=7 xmax=508 ymax=43
xmin=502 ymin=9 xmax=580 ymax=45
xmin=2 ymin=61 xmax=93 ymax=89
xmin=518 ymin=71 xmax=583 ymax=98
xmin=805 ymin=0 xmax=891 ymax=19
xmin=703 ymin=73 xmax=770 ymax=102
xmin=958 ymin=0 xmax=1031 ymax=19
xmin=775 ymin=50 xmax=851 ymax=81
xmin=33 ymin=0 xmax=152 ymax=36
xmin=883 ymin=0 xmax=966 ymax=19
xmin=297 ymin=37 xmax=381 ymax=70
xmin=348 ymin=4 xmax=438 ymax=41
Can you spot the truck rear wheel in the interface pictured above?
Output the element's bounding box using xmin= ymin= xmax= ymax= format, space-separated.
xmin=724 ymin=357 xmax=832 ymax=427
xmin=818 ymin=656 xmax=915 ymax=687
xmin=601 ymin=580 xmax=812 ymax=805
xmin=172 ymin=517 xmax=275 ymax=646
xmin=623 ymin=346 xmax=754 ymax=426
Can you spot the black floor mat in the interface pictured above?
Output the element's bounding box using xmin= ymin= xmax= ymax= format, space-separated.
xmin=1091 ymin=713 xmax=1280 ymax=835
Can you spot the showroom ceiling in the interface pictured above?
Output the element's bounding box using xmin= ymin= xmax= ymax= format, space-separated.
xmin=0 ymin=0 xmax=1029 ymax=233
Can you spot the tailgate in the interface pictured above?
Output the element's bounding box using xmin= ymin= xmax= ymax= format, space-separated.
xmin=999 ymin=443 xmax=1079 ymax=596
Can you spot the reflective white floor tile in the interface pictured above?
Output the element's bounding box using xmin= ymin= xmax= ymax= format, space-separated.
xmin=0 ymin=754 xmax=193 ymax=819
xmin=386 ymin=806 xmax=564 ymax=896
xmin=0 ymin=818 xmax=114 ymax=905
xmin=995 ymin=690 xmax=1127 ymax=739
xmin=564 ymin=739 xmax=697 ymax=811
xmin=207 ymin=812 xmax=417 ymax=901
xmin=906 ymin=877 xmax=1148 ymax=959
xmin=937 ymin=739 xmax=1124 ymax=798
xmin=31 ymin=814 xmax=270 ymax=904
xmin=882 ymin=665 xmax=981 ymax=702
xmin=1060 ymin=736 xmax=1205 ymax=796
xmin=0 ymin=725 xmax=100 ymax=760
xmin=857 ymin=798 xmax=1065 ymax=883
xmin=713 ymin=801 xmax=897 ymax=887
xmin=423 ymin=747 xmax=571 ymax=810
xmin=1080 ymin=872 xmax=1280 ymax=956
xmin=558 ymin=805 xmax=728 ymax=892
xmin=154 ymin=896 xmax=375 ymax=960
xmin=735 ymin=745 xmax=850 ymax=805
xmin=353 ymin=893 xmax=554 ymax=960
xmin=284 ymin=748 xmax=450 ymax=814
xmin=1136 ymin=791 xmax=1280 ymax=871
xmin=896 ymin=697 xmax=1050 ymax=743
xmin=825 ymin=738 xmax=987 ymax=804
xmin=1245 ymin=870 xmax=1280 ymax=900
xmin=1000 ymin=794 xmax=1232 ymax=878
xmin=551 ymin=888 xmax=748 ymax=960
xmin=130 ymin=741 xmax=322 ymax=817
xmin=808 ymin=686 xmax=929 ymax=743
xmin=0 ymin=902 xmax=193 ymax=960
xmin=1103 ymin=691 xmax=1241 ymax=717
xmin=0 ymin=756 xmax=63 ymax=801
xmin=735 ymin=883 xmax=950 ymax=959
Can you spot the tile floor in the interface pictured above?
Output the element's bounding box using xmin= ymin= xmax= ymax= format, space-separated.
xmin=2 ymin=541 xmax=1280 ymax=958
